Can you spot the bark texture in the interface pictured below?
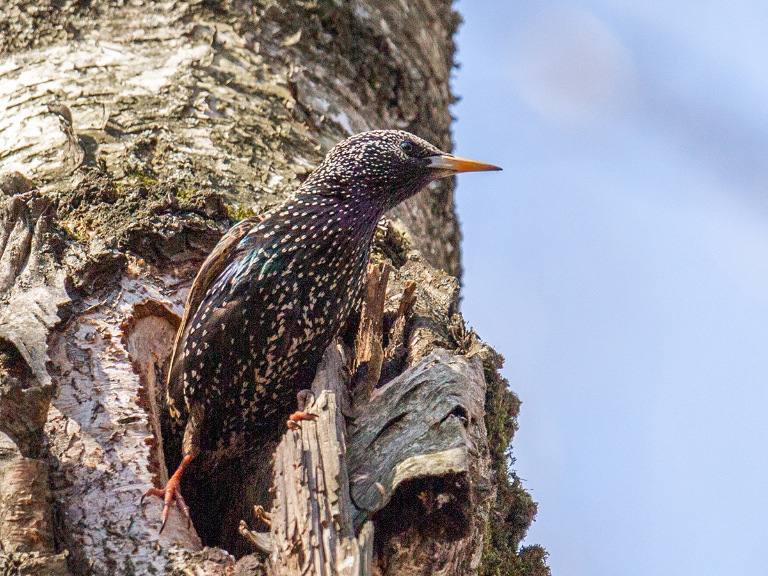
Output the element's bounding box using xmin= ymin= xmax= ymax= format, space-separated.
xmin=0 ymin=1 xmax=548 ymax=575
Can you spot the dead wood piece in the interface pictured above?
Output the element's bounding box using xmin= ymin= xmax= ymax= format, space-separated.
xmin=348 ymin=348 xmax=494 ymax=575
xmin=382 ymin=255 xmax=461 ymax=368
xmin=311 ymin=340 xmax=352 ymax=417
xmin=270 ymin=335 xmax=491 ymax=575
xmin=353 ymin=264 xmax=392 ymax=398
xmin=270 ymin=344 xmax=371 ymax=576
xmin=380 ymin=281 xmax=417 ymax=386
xmin=385 ymin=281 xmax=417 ymax=358
xmin=448 ymin=313 xmax=475 ymax=354
xmin=347 ymin=349 xmax=486 ymax=522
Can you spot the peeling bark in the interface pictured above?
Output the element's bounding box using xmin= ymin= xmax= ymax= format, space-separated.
xmin=0 ymin=0 xmax=462 ymax=276
xmin=0 ymin=432 xmax=69 ymax=575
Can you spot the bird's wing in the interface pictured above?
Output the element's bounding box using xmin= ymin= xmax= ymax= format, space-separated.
xmin=166 ymin=217 xmax=261 ymax=418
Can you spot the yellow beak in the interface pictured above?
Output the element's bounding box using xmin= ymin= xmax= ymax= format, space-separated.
xmin=426 ymin=155 xmax=502 ymax=173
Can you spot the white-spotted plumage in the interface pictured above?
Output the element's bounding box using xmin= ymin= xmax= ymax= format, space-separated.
xmin=145 ymin=129 xmax=501 ymax=537
xmin=168 ymin=130 xmax=448 ymax=455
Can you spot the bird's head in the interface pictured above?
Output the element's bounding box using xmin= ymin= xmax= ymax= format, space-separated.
xmin=299 ymin=130 xmax=501 ymax=212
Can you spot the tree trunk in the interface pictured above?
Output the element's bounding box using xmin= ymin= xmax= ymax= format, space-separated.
xmin=0 ymin=2 xmax=548 ymax=575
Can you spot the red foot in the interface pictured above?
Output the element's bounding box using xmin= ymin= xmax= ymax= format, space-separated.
xmin=286 ymin=410 xmax=318 ymax=430
xmin=141 ymin=454 xmax=193 ymax=534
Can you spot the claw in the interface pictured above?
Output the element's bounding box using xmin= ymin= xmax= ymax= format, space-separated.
xmin=141 ymin=454 xmax=193 ymax=533
xmin=253 ymin=504 xmax=272 ymax=527
xmin=286 ymin=410 xmax=318 ymax=430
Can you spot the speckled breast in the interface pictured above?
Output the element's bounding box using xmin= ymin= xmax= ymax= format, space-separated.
xmin=181 ymin=198 xmax=377 ymax=452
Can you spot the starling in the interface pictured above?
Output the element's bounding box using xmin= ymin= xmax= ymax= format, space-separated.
xmin=143 ymin=130 xmax=501 ymax=532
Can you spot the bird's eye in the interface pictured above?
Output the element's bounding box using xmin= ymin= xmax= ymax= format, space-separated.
xmin=400 ymin=141 xmax=414 ymax=155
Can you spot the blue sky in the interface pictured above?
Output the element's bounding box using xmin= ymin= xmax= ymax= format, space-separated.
xmin=452 ymin=1 xmax=768 ymax=575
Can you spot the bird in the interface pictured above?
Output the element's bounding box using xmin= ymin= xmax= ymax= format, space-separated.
xmin=142 ymin=129 xmax=501 ymax=533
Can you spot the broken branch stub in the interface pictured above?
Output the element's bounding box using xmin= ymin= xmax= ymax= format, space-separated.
xmin=353 ymin=264 xmax=391 ymax=398
xmin=269 ymin=343 xmax=372 ymax=576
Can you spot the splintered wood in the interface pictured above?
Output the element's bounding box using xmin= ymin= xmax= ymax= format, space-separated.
xmin=269 ymin=344 xmax=372 ymax=576
xmin=353 ymin=264 xmax=392 ymax=398
xmin=380 ymin=280 xmax=417 ymax=384
xmin=267 ymin=259 xmax=493 ymax=576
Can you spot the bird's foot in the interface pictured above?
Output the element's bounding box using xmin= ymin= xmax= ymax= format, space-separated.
xmin=287 ymin=389 xmax=317 ymax=429
xmin=286 ymin=410 xmax=318 ymax=430
xmin=141 ymin=454 xmax=193 ymax=533
xmin=253 ymin=504 xmax=272 ymax=527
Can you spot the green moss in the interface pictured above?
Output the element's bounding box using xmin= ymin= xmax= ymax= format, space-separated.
xmin=518 ymin=545 xmax=551 ymax=576
xmin=127 ymin=170 xmax=158 ymax=187
xmin=176 ymin=188 xmax=196 ymax=201
xmin=228 ymin=203 xmax=261 ymax=222
xmin=479 ymin=353 xmax=551 ymax=576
